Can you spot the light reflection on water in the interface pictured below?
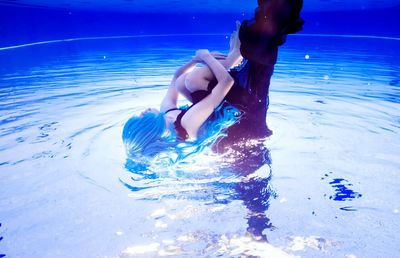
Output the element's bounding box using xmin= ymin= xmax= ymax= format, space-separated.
xmin=0 ymin=35 xmax=399 ymax=257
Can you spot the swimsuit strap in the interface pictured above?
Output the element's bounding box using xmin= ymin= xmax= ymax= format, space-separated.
xmin=174 ymin=109 xmax=189 ymax=141
xmin=164 ymin=107 xmax=180 ymax=114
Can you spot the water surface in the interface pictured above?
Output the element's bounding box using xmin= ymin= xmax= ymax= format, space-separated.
xmin=0 ymin=35 xmax=399 ymax=257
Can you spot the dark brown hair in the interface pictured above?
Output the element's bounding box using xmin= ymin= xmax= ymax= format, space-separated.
xmin=282 ymin=0 xmax=304 ymax=35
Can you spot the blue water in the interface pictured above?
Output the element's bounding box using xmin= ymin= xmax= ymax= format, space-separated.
xmin=1 ymin=34 xmax=399 ymax=257
xmin=1 ymin=1 xmax=400 ymax=257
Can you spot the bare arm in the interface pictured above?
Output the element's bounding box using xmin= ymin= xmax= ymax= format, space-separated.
xmin=198 ymin=50 xmax=232 ymax=84
xmin=220 ymin=21 xmax=243 ymax=69
xmin=160 ymin=59 xmax=199 ymax=112
xmin=187 ymin=22 xmax=242 ymax=83
xmin=160 ymin=77 xmax=178 ymax=112
xmin=219 ymin=49 xmax=242 ymax=69
xmin=181 ymin=50 xmax=234 ymax=138
xmin=174 ymin=60 xmax=197 ymax=79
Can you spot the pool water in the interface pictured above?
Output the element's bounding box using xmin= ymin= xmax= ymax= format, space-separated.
xmin=0 ymin=34 xmax=399 ymax=257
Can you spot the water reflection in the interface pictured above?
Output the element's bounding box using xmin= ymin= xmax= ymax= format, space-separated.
xmin=1 ymin=35 xmax=399 ymax=257
xmin=321 ymin=171 xmax=363 ymax=212
xmin=223 ymin=139 xmax=276 ymax=240
xmin=123 ymin=136 xmax=276 ymax=243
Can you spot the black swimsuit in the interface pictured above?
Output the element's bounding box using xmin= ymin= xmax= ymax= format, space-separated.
xmin=166 ymin=58 xmax=276 ymax=143
xmin=165 ymin=107 xmax=190 ymax=141
xmin=187 ymin=59 xmax=272 ymax=116
xmin=190 ymin=59 xmax=276 ymax=148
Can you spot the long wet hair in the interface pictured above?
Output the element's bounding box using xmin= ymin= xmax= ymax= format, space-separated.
xmin=174 ymin=103 xmax=241 ymax=161
xmin=122 ymin=103 xmax=241 ymax=164
xmin=277 ymin=0 xmax=304 ymax=45
xmin=122 ymin=112 xmax=176 ymax=158
xmin=256 ymin=0 xmax=305 ymax=46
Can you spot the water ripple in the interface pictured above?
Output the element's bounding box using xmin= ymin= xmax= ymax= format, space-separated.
xmin=0 ymin=35 xmax=399 ymax=258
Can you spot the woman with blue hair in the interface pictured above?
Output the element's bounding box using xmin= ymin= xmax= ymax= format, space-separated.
xmin=123 ymin=0 xmax=305 ymax=159
xmin=122 ymin=24 xmax=243 ymax=160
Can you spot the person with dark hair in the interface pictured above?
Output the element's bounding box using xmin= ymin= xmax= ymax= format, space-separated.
xmin=210 ymin=0 xmax=305 ymax=150
xmin=177 ymin=0 xmax=304 ymax=139
xmin=123 ymin=0 xmax=304 ymax=159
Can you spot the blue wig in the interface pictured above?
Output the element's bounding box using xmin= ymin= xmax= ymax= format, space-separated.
xmin=168 ymin=102 xmax=241 ymax=161
xmin=122 ymin=112 xmax=176 ymax=158
xmin=122 ymin=103 xmax=241 ymax=164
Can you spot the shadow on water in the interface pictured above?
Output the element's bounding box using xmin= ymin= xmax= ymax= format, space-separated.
xmin=122 ymin=136 xmax=277 ymax=242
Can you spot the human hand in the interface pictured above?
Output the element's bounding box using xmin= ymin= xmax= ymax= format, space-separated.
xmin=235 ymin=20 xmax=241 ymax=31
xmin=192 ymin=49 xmax=210 ymax=63
xmin=195 ymin=49 xmax=210 ymax=59
xmin=229 ymin=20 xmax=241 ymax=52
xmin=210 ymin=52 xmax=227 ymax=61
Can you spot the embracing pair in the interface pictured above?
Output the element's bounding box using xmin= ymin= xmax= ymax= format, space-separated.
xmin=123 ymin=0 xmax=304 ymax=158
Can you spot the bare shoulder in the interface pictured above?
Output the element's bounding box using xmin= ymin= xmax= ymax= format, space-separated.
xmin=181 ymin=96 xmax=214 ymax=139
xmin=160 ymin=76 xmax=179 ymax=112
